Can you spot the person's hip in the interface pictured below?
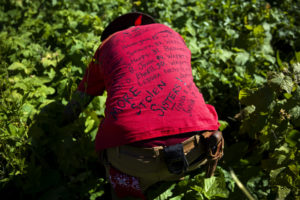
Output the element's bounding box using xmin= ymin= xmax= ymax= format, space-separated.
xmin=104 ymin=132 xmax=210 ymax=181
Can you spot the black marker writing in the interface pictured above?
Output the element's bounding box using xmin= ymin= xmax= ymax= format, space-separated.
xmin=151 ymin=83 xmax=182 ymax=116
xmin=152 ymin=30 xmax=173 ymax=40
xmin=127 ymin=45 xmax=154 ymax=56
xmin=122 ymin=37 xmax=152 ymax=49
xmin=129 ymin=87 xmax=141 ymax=96
xmin=131 ymin=54 xmax=150 ymax=64
xmin=137 ymin=73 xmax=161 ymax=86
xmin=164 ymin=46 xmax=186 ymax=52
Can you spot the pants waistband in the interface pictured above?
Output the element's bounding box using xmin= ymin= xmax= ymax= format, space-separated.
xmin=116 ymin=132 xmax=213 ymax=159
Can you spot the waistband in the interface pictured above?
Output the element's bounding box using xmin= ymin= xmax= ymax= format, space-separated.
xmin=116 ymin=131 xmax=216 ymax=159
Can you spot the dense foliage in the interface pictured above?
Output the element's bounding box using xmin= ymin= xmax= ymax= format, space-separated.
xmin=0 ymin=0 xmax=299 ymax=199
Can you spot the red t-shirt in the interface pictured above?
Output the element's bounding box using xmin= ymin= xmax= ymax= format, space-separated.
xmin=77 ymin=23 xmax=220 ymax=151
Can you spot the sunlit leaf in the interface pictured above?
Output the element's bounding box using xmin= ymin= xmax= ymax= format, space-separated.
xmin=8 ymin=62 xmax=28 ymax=73
xmin=277 ymin=186 xmax=291 ymax=200
xmin=270 ymin=167 xmax=286 ymax=182
xmin=269 ymin=72 xmax=294 ymax=94
xmin=219 ymin=49 xmax=233 ymax=63
xmin=218 ymin=120 xmax=229 ymax=131
xmin=235 ymin=52 xmax=250 ymax=65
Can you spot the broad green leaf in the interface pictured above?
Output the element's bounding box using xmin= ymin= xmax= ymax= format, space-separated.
xmin=253 ymin=74 xmax=266 ymax=85
xmin=293 ymin=87 xmax=300 ymax=101
xmin=41 ymin=58 xmax=57 ymax=68
xmin=70 ymin=42 xmax=85 ymax=53
xmin=239 ymin=86 xmax=274 ymax=112
xmin=8 ymin=124 xmax=18 ymax=136
xmin=292 ymin=62 xmax=300 ymax=73
xmin=133 ymin=1 xmax=142 ymax=6
xmin=289 ymin=106 xmax=300 ymax=126
xmin=225 ymin=28 xmax=238 ymax=39
xmin=89 ymin=190 xmax=104 ymax=200
xmin=14 ymin=82 xmax=28 ymax=90
xmin=218 ymin=120 xmax=228 ymax=131
xmin=283 ymin=92 xmax=293 ymax=99
xmin=276 ymin=144 xmax=290 ymax=154
xmin=277 ymin=155 xmax=287 ymax=165
xmin=9 ymin=90 xmax=23 ymax=101
xmin=269 ymin=72 xmax=294 ymax=94
xmin=270 ymin=167 xmax=286 ymax=182
xmin=0 ymin=178 xmax=10 ymax=183
xmin=21 ymin=103 xmax=35 ymax=119
xmin=239 ymin=88 xmax=252 ymax=101
xmin=203 ymin=176 xmax=229 ymax=199
xmin=219 ymin=49 xmax=233 ymax=63
xmin=244 ymin=105 xmax=256 ymax=115
xmin=285 ymin=129 xmax=300 ymax=147
xmin=85 ymin=116 xmax=95 ymax=133
xmin=264 ymin=54 xmax=276 ymax=64
xmin=44 ymin=68 xmax=56 ymax=80
xmin=188 ymin=37 xmax=200 ymax=54
xmin=235 ymin=52 xmax=250 ymax=65
xmin=153 ymin=183 xmax=176 ymax=200
xmin=245 ymin=25 xmax=253 ymax=30
xmin=35 ymin=86 xmax=55 ymax=96
xmin=186 ymin=19 xmax=196 ymax=36
xmin=52 ymin=0 xmax=57 ymax=6
xmin=253 ymin=25 xmax=264 ymax=36
xmin=288 ymin=164 xmax=300 ymax=176
xmin=89 ymin=128 xmax=98 ymax=141
xmin=276 ymin=186 xmax=291 ymax=200
xmin=8 ymin=62 xmax=29 ymax=74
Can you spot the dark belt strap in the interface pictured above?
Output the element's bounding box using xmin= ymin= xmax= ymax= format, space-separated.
xmin=118 ymin=134 xmax=203 ymax=159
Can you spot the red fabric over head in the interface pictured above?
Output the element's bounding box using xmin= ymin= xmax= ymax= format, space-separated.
xmin=135 ymin=15 xmax=143 ymax=26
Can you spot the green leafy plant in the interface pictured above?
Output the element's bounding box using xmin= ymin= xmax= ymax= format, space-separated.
xmin=236 ymin=60 xmax=300 ymax=199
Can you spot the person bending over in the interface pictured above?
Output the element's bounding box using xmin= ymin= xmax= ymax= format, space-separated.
xmin=63 ymin=12 xmax=224 ymax=200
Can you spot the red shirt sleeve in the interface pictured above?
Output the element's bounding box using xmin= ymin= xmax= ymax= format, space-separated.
xmin=77 ymin=48 xmax=105 ymax=96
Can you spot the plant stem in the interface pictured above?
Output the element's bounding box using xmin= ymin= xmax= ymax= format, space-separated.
xmin=230 ymin=168 xmax=256 ymax=200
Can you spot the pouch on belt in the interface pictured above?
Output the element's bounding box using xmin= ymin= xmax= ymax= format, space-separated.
xmin=162 ymin=143 xmax=189 ymax=175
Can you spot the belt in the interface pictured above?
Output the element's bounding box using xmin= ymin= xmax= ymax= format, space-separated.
xmin=118 ymin=131 xmax=215 ymax=159
xmin=111 ymin=131 xmax=224 ymax=177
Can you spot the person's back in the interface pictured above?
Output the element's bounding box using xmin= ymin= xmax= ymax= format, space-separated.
xmin=77 ymin=23 xmax=220 ymax=151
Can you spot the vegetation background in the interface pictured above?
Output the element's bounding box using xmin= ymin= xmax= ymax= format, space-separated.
xmin=0 ymin=0 xmax=299 ymax=199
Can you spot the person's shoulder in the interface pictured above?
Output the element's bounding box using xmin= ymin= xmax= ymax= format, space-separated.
xmin=145 ymin=23 xmax=173 ymax=29
xmin=142 ymin=23 xmax=179 ymax=36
